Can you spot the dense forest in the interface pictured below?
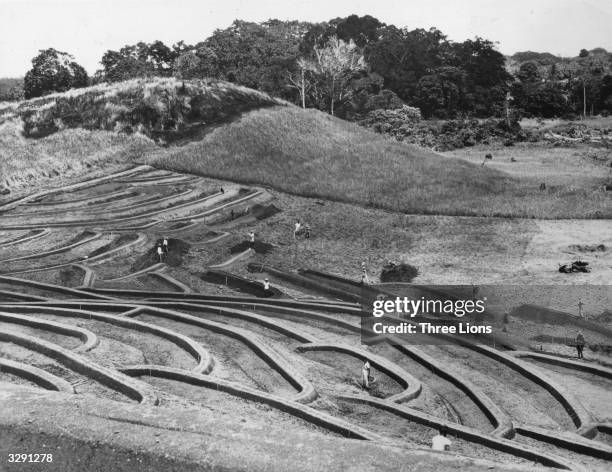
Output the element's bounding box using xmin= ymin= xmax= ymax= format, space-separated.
xmin=2 ymin=15 xmax=612 ymax=122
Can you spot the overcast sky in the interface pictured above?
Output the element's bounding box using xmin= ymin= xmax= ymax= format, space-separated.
xmin=1 ymin=0 xmax=611 ymax=77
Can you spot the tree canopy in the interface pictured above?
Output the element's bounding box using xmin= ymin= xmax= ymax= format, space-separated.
xmin=12 ymin=17 xmax=612 ymax=119
xmin=24 ymin=48 xmax=88 ymax=98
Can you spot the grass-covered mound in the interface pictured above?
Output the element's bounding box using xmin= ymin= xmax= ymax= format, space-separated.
xmin=152 ymin=106 xmax=611 ymax=218
xmin=0 ymin=77 xmax=283 ymax=190
xmin=0 ymin=77 xmax=283 ymax=141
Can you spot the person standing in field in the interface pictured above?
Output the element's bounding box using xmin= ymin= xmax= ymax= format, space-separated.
xmin=248 ymin=231 xmax=255 ymax=249
xmin=162 ymin=237 xmax=169 ymax=253
xmin=263 ymin=278 xmax=271 ymax=296
xmin=294 ymin=219 xmax=302 ymax=239
xmin=361 ymin=360 xmax=371 ymax=389
xmin=431 ymin=427 xmax=452 ymax=451
xmin=157 ymin=244 xmax=164 ymax=263
xmin=575 ymin=331 xmax=586 ymax=359
xmin=361 ymin=262 xmax=370 ymax=284
xmin=578 ymin=298 xmax=584 ymax=318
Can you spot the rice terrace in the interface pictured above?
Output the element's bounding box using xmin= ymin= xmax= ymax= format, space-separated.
xmin=0 ymin=75 xmax=610 ymax=472
xmin=1 ymin=4 xmax=612 ymax=471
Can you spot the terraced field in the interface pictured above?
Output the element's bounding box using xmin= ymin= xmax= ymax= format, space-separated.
xmin=0 ymin=165 xmax=611 ymax=471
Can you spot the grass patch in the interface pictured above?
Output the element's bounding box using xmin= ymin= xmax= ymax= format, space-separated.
xmin=152 ymin=106 xmax=611 ymax=218
xmin=0 ymin=120 xmax=155 ymax=190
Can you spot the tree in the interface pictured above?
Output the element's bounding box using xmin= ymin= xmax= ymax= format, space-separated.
xmin=572 ymin=52 xmax=607 ymax=116
xmin=366 ymin=26 xmax=448 ymax=103
xmin=511 ymin=80 xmax=569 ymax=118
xmin=335 ymin=15 xmax=384 ymax=47
xmin=449 ymin=38 xmax=511 ymax=116
xmin=198 ymin=20 xmax=312 ymax=99
xmin=517 ymin=61 xmax=541 ymax=83
xmin=173 ymin=51 xmax=202 ymax=80
xmin=306 ymin=36 xmax=366 ymax=115
xmin=99 ymin=41 xmax=176 ymax=82
xmin=414 ymin=67 xmax=467 ymax=118
xmin=287 ymin=58 xmax=313 ymax=108
xmin=23 ymin=48 xmax=88 ymax=98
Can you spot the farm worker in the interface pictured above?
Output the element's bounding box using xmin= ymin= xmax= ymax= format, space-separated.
xmin=361 ymin=262 xmax=370 ymax=284
xmin=361 ymin=360 xmax=371 ymax=389
xmin=294 ymin=219 xmax=302 ymax=239
xmin=431 ymin=427 xmax=452 ymax=451
xmin=304 ymin=223 xmax=311 ymax=239
xmin=577 ymin=298 xmax=584 ymax=318
xmin=157 ymin=245 xmax=163 ymax=262
xmin=220 ymin=187 xmax=224 ymax=194
xmin=575 ymin=331 xmax=585 ymax=359
xmin=162 ymin=237 xmax=169 ymax=253
xmin=263 ymin=278 xmax=271 ymax=294
xmin=248 ymin=231 xmax=255 ymax=249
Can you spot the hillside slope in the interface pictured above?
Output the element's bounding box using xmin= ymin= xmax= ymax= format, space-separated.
xmin=1 ymin=78 xmax=609 ymax=218
xmin=0 ymin=77 xmax=281 ymax=190
xmin=151 ymin=106 xmax=611 ymax=218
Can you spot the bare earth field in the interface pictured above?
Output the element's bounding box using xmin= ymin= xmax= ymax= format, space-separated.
xmin=0 ymin=141 xmax=611 ymax=472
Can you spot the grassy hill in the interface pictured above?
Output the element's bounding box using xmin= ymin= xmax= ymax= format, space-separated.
xmin=0 ymin=77 xmax=281 ymax=189
xmin=151 ymin=106 xmax=610 ymax=218
xmin=1 ymin=78 xmax=609 ymax=218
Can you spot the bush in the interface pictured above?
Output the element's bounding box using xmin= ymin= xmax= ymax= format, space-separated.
xmin=379 ymin=262 xmax=419 ymax=283
xmin=360 ymin=111 xmax=530 ymax=151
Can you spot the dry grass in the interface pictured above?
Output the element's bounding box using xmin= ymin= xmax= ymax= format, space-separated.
xmin=0 ymin=119 xmax=155 ymax=189
xmin=444 ymin=142 xmax=611 ymax=186
xmin=520 ymin=116 xmax=612 ymax=131
xmin=152 ymin=106 xmax=611 ymax=218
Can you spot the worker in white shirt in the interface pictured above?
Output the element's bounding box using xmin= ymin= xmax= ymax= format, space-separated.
xmin=294 ymin=219 xmax=302 ymax=239
xmin=431 ymin=427 xmax=452 ymax=451
xmin=248 ymin=231 xmax=255 ymax=249
xmin=263 ymin=278 xmax=271 ymax=296
xmin=361 ymin=262 xmax=370 ymax=284
xmin=361 ymin=360 xmax=371 ymax=389
xmin=156 ymin=245 xmax=164 ymax=263
xmin=162 ymin=237 xmax=169 ymax=253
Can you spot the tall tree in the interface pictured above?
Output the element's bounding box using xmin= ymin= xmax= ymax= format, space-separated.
xmin=99 ymin=41 xmax=176 ymax=82
xmin=24 ymin=48 xmax=88 ymax=98
xmin=173 ymin=51 xmax=202 ymax=81
xmin=414 ymin=67 xmax=467 ymax=118
xmin=287 ymin=58 xmax=313 ymax=108
xmin=366 ymin=26 xmax=448 ymax=103
xmin=306 ymin=36 xmax=366 ymax=115
xmin=335 ymin=15 xmax=384 ymax=47
xmin=449 ymin=38 xmax=511 ymax=116
xmin=199 ymin=20 xmax=312 ymax=98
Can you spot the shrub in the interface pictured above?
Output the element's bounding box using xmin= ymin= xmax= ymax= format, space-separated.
xmin=379 ymin=262 xmax=419 ymax=283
